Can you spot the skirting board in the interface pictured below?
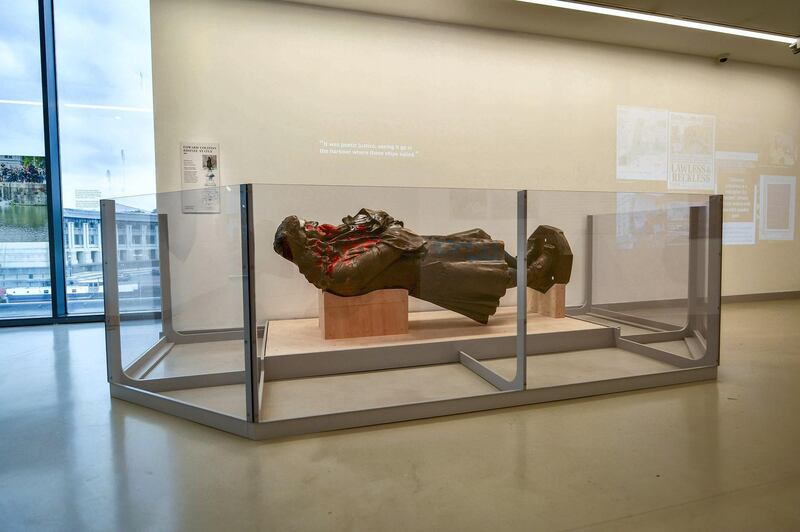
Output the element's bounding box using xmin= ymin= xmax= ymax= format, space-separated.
xmin=722 ymin=291 xmax=800 ymax=303
xmin=110 ymin=365 xmax=717 ymax=441
xmin=591 ymin=291 xmax=799 ymax=311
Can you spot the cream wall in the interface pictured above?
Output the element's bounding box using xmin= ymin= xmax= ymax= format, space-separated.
xmin=149 ymin=0 xmax=800 ymax=326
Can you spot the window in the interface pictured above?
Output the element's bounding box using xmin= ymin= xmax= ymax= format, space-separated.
xmin=0 ymin=0 xmax=156 ymax=324
xmin=147 ymin=223 xmax=158 ymax=245
xmin=54 ymin=0 xmax=157 ymax=315
xmin=0 ymin=0 xmax=52 ymax=319
xmin=88 ymin=223 xmax=98 ymax=245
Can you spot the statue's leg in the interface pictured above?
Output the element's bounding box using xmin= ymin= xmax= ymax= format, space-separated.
xmin=504 ymin=251 xmax=517 ymax=269
xmin=504 ymin=252 xmax=517 ymax=288
xmin=443 ymin=228 xmax=492 ymax=240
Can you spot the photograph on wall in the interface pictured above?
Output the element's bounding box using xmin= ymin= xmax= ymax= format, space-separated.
xmin=716 ymin=152 xmax=758 ymax=246
xmin=759 ymin=175 xmax=796 ymax=241
xmin=766 ymin=132 xmax=797 ymax=167
xmin=616 ymin=193 xmax=648 ymax=250
xmin=616 ymin=193 xmax=688 ymax=250
xmin=180 ymin=142 xmax=220 ymax=214
xmin=616 ymin=106 xmax=669 ymax=182
xmin=668 ymin=112 xmax=716 ymax=191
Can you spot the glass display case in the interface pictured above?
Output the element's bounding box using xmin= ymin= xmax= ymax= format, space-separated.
xmin=101 ymin=184 xmax=722 ymax=439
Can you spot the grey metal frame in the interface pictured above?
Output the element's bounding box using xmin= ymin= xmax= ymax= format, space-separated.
xmin=458 ymin=190 xmax=528 ymax=391
xmin=102 ymin=187 xmax=723 ymax=440
xmin=240 ymin=184 xmax=260 ymax=422
xmin=566 ymin=214 xmax=593 ymax=316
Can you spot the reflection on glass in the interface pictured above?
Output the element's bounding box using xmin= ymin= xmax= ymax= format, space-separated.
xmin=0 ymin=1 xmax=52 ymax=319
xmin=54 ymin=0 xmax=157 ymax=314
xmin=115 ymin=204 xmax=161 ymax=315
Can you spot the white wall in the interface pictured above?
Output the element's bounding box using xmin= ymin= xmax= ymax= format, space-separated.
xmin=149 ymin=0 xmax=800 ymax=328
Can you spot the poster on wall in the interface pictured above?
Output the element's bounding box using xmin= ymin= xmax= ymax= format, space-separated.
xmin=759 ymin=175 xmax=796 ymax=241
xmin=668 ymin=112 xmax=716 ymax=191
xmin=716 ymin=152 xmax=758 ymax=246
xmin=75 ymin=189 xmax=101 ymax=210
xmin=616 ymin=106 xmax=668 ymax=182
xmin=180 ymin=142 xmax=220 ymax=214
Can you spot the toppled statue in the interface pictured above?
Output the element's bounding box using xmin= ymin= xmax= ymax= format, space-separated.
xmin=273 ymin=208 xmax=572 ymax=324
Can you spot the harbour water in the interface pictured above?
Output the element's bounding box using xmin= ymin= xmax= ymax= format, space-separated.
xmin=0 ymin=204 xmax=49 ymax=242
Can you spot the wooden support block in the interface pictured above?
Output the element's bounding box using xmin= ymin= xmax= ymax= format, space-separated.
xmin=319 ymin=289 xmax=409 ymax=340
xmin=527 ymin=284 xmax=566 ymax=318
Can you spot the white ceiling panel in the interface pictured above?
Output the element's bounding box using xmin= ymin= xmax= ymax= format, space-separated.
xmin=283 ymin=0 xmax=800 ymax=70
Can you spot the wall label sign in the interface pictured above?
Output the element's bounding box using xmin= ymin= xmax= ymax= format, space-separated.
xmin=180 ymin=142 xmax=220 ymax=214
xmin=717 ymin=151 xmax=758 ymax=246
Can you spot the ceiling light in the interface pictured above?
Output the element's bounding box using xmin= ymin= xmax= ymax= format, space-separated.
xmin=514 ymin=0 xmax=799 ymax=47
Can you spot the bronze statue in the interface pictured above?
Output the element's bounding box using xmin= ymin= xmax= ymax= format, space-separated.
xmin=273 ymin=208 xmax=572 ymax=324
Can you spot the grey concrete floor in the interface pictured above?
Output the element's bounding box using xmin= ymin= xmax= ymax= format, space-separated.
xmin=1 ymin=300 xmax=799 ymax=531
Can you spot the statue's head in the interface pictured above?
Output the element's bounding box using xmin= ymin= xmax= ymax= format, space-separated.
xmin=273 ymin=215 xmax=340 ymax=262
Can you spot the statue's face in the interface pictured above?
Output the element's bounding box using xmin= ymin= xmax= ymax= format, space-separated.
xmin=273 ymin=215 xmax=304 ymax=261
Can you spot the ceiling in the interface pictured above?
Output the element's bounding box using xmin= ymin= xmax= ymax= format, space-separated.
xmin=600 ymin=0 xmax=799 ymax=36
xmin=283 ymin=0 xmax=800 ymax=70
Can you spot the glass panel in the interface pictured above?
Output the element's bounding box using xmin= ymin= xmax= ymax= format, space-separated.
xmin=591 ymin=192 xmax=706 ymax=329
xmin=108 ymin=187 xmax=247 ymax=419
xmin=53 ymin=0 xmax=157 ymax=315
xmin=0 ymin=0 xmax=52 ymax=320
xmin=113 ymin=194 xmax=162 ymax=368
xmin=252 ymin=184 xmax=519 ymax=420
xmin=540 ymin=190 xmax=719 ymax=369
xmin=101 ymin=185 xmax=721 ymax=435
